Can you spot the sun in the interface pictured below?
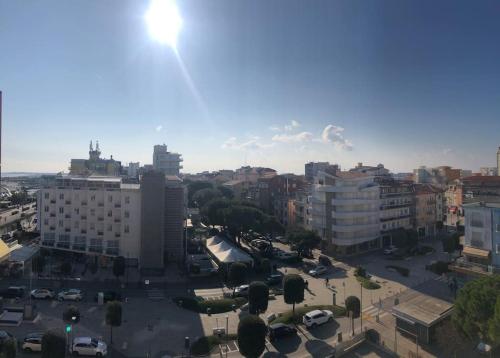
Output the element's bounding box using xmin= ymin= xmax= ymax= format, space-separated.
xmin=145 ymin=0 xmax=183 ymax=49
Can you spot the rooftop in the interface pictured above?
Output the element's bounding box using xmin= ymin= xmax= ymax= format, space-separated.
xmin=392 ymin=294 xmax=453 ymax=327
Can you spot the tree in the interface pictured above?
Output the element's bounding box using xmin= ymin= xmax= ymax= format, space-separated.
xmin=60 ymin=262 xmax=72 ymax=276
xmin=453 ymin=275 xmax=500 ymax=340
xmin=31 ymin=255 xmax=45 ymax=275
xmin=192 ymin=188 xmax=222 ymax=209
xmin=345 ymin=296 xmax=361 ymax=319
xmin=112 ymin=256 xmax=126 ymax=281
xmin=228 ymin=262 xmax=247 ymax=295
xmin=248 ymin=281 xmax=269 ymax=314
xmin=434 ymin=319 xmax=474 ymax=356
xmin=260 ymin=258 xmax=271 ymax=275
xmin=63 ymin=305 xmax=80 ymax=324
xmin=223 ymin=205 xmax=266 ymax=242
xmin=286 ymin=228 xmax=321 ymax=255
xmin=488 ymin=296 xmax=500 ymax=344
xmin=217 ymin=185 xmax=234 ymax=199
xmin=187 ymin=181 xmax=213 ymax=206
xmin=283 ymin=274 xmax=305 ymax=316
xmin=106 ymin=301 xmax=122 ymax=344
xmin=0 ymin=338 xmax=16 ymax=358
xmin=201 ymin=198 xmax=231 ymax=227
xmin=89 ymin=261 xmax=98 ymax=275
xmin=442 ymin=233 xmax=460 ymax=253
xmin=41 ymin=329 xmax=66 ymax=358
xmin=237 ymin=315 xmax=267 ymax=358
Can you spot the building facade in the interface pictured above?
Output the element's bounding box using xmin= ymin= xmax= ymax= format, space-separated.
xmin=450 ymin=202 xmax=500 ymax=278
xmin=305 ymin=162 xmax=339 ymax=183
xmin=152 ymin=144 xmax=183 ymax=176
xmin=70 ymin=141 xmax=122 ymax=176
xmin=413 ymin=184 xmax=443 ymax=238
xmin=312 ymin=171 xmax=380 ymax=255
xmin=38 ymin=173 xmax=185 ymax=271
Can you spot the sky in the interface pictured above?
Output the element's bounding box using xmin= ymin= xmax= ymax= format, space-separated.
xmin=1 ymin=0 xmax=500 ymax=175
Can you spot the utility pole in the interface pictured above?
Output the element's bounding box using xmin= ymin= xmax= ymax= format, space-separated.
xmin=360 ymin=282 xmax=363 ymax=332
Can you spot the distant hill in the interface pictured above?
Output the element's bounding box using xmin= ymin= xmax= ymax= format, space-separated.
xmin=2 ymin=172 xmax=56 ymax=178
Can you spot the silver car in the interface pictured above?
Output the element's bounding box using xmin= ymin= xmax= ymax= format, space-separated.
xmin=57 ymin=289 xmax=83 ymax=301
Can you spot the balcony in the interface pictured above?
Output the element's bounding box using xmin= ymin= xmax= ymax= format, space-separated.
xmin=80 ymin=229 xmax=87 ymax=234
xmin=81 ymin=216 xmax=87 ymax=220
xmin=65 ymin=214 xmax=71 ymax=219
xmin=81 ymin=201 xmax=87 ymax=206
xmin=449 ymin=257 xmax=500 ymax=277
xmin=49 ymin=226 xmax=55 ymax=231
xmin=114 ymin=203 xmax=121 ymax=208
xmin=50 ymin=200 xmax=56 ymax=204
xmin=106 ymin=248 xmax=119 ymax=256
xmin=42 ymin=240 xmax=55 ymax=247
xmin=65 ymin=200 xmax=71 ymax=205
xmin=88 ymin=246 xmax=103 ymax=254
xmin=50 ymin=213 xmax=56 ymax=217
xmin=56 ymin=242 xmax=70 ymax=249
xmin=97 ymin=231 xmax=104 ymax=236
xmin=114 ymin=218 xmax=121 ymax=223
xmin=64 ymin=228 xmax=71 ymax=233
xmin=114 ymin=233 xmax=121 ymax=238
xmin=98 ymin=202 xmax=104 ymax=207
xmin=97 ymin=217 xmax=104 ymax=222
xmin=72 ymin=245 xmax=86 ymax=251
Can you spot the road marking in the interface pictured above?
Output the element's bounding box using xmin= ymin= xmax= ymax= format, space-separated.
xmin=121 ymin=342 xmax=128 ymax=350
xmin=87 ymin=306 xmax=97 ymax=313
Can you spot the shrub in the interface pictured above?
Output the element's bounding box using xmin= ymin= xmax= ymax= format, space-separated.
xmin=356 ymin=276 xmax=381 ymax=290
xmin=386 ymin=265 xmax=410 ymax=277
xmin=354 ymin=266 xmax=366 ymax=278
xmin=345 ymin=296 xmax=361 ymax=318
xmin=238 ymin=316 xmax=267 ymax=358
xmin=173 ymin=296 xmax=246 ymax=314
xmin=426 ymin=261 xmax=450 ymax=275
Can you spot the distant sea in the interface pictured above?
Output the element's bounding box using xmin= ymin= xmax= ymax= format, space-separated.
xmin=2 ymin=172 xmax=56 ymax=178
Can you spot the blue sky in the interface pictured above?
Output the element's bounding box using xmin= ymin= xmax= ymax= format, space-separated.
xmin=1 ymin=0 xmax=499 ymax=174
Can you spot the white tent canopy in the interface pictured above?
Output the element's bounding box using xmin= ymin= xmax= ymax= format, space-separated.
xmin=205 ymin=235 xmax=254 ymax=265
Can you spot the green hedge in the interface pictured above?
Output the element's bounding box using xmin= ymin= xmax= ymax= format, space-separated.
xmin=426 ymin=261 xmax=450 ymax=275
xmin=173 ymin=296 xmax=247 ymax=314
xmin=356 ymin=276 xmax=381 ymax=290
xmin=191 ymin=334 xmax=238 ymax=356
xmin=386 ymin=265 xmax=410 ymax=277
xmin=270 ymin=304 xmax=346 ymax=325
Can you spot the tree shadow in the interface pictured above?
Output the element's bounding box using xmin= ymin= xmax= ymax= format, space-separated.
xmin=269 ymin=334 xmax=302 ymax=354
xmin=304 ymin=339 xmax=336 ymax=358
xmin=305 ymin=319 xmax=340 ymax=340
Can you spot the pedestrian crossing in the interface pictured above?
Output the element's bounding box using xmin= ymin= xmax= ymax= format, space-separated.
xmin=147 ymin=288 xmax=165 ymax=300
xmin=362 ymin=305 xmax=389 ymax=320
xmin=434 ymin=275 xmax=448 ymax=283
xmin=194 ymin=288 xmax=226 ymax=300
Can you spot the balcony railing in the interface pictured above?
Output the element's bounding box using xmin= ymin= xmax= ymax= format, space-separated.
xmin=65 ymin=201 xmax=71 ymax=205
xmin=72 ymin=245 xmax=86 ymax=251
xmin=114 ymin=204 xmax=121 ymax=208
xmin=97 ymin=217 xmax=104 ymax=221
xmin=42 ymin=240 xmax=55 ymax=247
xmin=50 ymin=213 xmax=56 ymax=217
xmin=65 ymin=214 xmax=71 ymax=219
xmin=89 ymin=246 xmax=103 ymax=253
xmin=98 ymin=203 xmax=104 ymax=207
xmin=449 ymin=257 xmax=500 ymax=276
xmin=115 ymin=233 xmax=121 ymax=238
xmin=81 ymin=202 xmax=87 ymax=206
xmin=106 ymin=248 xmax=119 ymax=256
xmin=114 ymin=218 xmax=121 ymax=223
xmin=97 ymin=231 xmax=103 ymax=236
xmin=56 ymin=242 xmax=70 ymax=249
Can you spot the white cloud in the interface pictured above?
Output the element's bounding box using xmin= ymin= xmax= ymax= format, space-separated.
xmin=442 ymin=148 xmax=453 ymax=155
xmin=222 ymin=137 xmax=274 ymax=150
xmin=155 ymin=125 xmax=163 ymax=132
xmin=272 ymin=131 xmax=313 ymax=143
xmin=321 ymin=125 xmax=353 ymax=150
xmin=269 ymin=126 xmax=281 ymax=132
xmin=284 ymin=120 xmax=300 ymax=132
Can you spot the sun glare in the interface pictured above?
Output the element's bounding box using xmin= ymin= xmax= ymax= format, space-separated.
xmin=145 ymin=0 xmax=183 ymax=49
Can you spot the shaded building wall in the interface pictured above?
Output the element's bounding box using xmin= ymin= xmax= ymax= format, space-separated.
xmin=164 ymin=185 xmax=185 ymax=262
xmin=140 ymin=172 xmax=165 ymax=272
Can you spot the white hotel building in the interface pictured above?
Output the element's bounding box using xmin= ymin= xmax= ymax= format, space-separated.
xmin=37 ymin=176 xmax=142 ymax=263
xmin=312 ymin=171 xmax=381 ymax=255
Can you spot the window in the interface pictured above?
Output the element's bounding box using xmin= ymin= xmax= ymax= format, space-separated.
xmin=74 ymin=221 xmax=79 ymax=229
xmin=59 ymin=207 xmax=64 ymax=214
xmin=74 ymin=208 xmax=80 ymax=214
xmin=91 ymin=195 xmax=96 ymax=201
xmin=496 ymin=244 xmax=500 ymax=254
xmin=124 ymin=224 xmax=130 ymax=233
xmin=58 ymin=220 xmax=63 ymax=227
xmin=496 ymin=224 xmax=500 ymax=232
xmin=471 ymin=231 xmax=484 ymax=248
xmin=108 ymin=195 xmax=113 ymax=203
xmin=44 ymin=193 xmax=49 ymax=199
xmin=59 ymin=193 xmax=64 ymax=200
xmin=107 ymin=210 xmax=112 ymax=217
xmin=107 ymin=224 xmax=112 ymax=231
xmin=44 ymin=219 xmax=49 ymax=225
xmin=44 ymin=206 xmax=49 ymax=212
xmin=90 ymin=209 xmax=95 ymax=216
xmin=124 ymin=211 xmax=130 ymax=218
xmin=471 ymin=212 xmax=483 ymax=228
xmin=90 ymin=223 xmax=95 ymax=230
xmin=125 ymin=196 xmax=130 ymax=204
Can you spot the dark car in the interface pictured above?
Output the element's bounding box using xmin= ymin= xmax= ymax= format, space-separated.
xmin=265 ymin=274 xmax=283 ymax=286
xmin=0 ymin=286 xmax=25 ymax=299
xmin=268 ymin=323 xmax=297 ymax=341
xmin=94 ymin=291 xmax=122 ymax=303
xmin=0 ymin=330 xmax=14 ymax=350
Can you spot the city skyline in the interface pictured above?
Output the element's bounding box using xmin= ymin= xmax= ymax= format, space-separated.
xmin=1 ymin=0 xmax=500 ymax=174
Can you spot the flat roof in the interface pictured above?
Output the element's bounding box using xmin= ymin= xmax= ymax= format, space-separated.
xmin=392 ymin=294 xmax=453 ymax=327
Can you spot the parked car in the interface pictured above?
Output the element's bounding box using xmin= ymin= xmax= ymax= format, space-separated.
xmin=233 ymin=285 xmax=249 ymax=297
xmin=57 ymin=289 xmax=83 ymax=301
xmin=94 ymin=291 xmax=122 ymax=303
xmin=268 ymin=323 xmax=297 ymax=341
xmin=302 ymin=309 xmax=334 ymax=328
xmin=30 ymin=288 xmax=54 ymax=299
xmin=383 ymin=245 xmax=398 ymax=255
xmin=0 ymin=331 xmax=14 ymax=346
xmin=0 ymin=286 xmax=25 ymax=299
xmin=276 ymin=251 xmax=298 ymax=260
xmin=318 ymin=255 xmax=332 ymax=266
xmin=70 ymin=337 xmax=107 ymax=357
xmin=22 ymin=332 xmax=43 ymax=352
xmin=308 ymin=265 xmax=328 ymax=277
xmin=265 ymin=274 xmax=283 ymax=286
xmin=274 ymin=236 xmax=286 ymax=244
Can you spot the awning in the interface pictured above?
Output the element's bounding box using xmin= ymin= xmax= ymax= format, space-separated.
xmin=0 ymin=240 xmax=10 ymax=262
xmin=463 ymin=246 xmax=490 ymax=258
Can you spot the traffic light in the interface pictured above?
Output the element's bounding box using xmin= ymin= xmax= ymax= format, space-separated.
xmin=66 ymin=325 xmax=72 ymax=333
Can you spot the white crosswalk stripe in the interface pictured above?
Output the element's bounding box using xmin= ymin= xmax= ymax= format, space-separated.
xmin=147 ymin=288 xmax=165 ymax=300
xmin=434 ymin=275 xmax=448 ymax=283
xmin=194 ymin=288 xmax=226 ymax=300
xmin=362 ymin=305 xmax=388 ymax=319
